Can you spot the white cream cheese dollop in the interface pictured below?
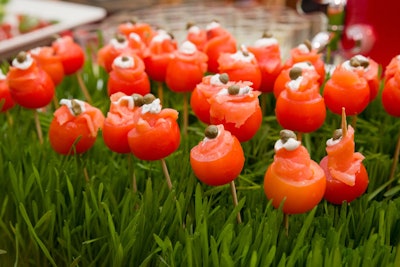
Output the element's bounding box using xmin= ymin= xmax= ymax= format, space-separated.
xmin=141 ymin=98 xmax=161 ymax=114
xmin=179 ymin=41 xmax=197 ymax=55
xmin=326 ymin=137 xmax=342 ymax=147
xmin=274 ymin=137 xmax=301 ymax=151
xmin=113 ymin=55 xmax=135 ymax=69
xmin=210 ymin=74 xmax=226 ymax=86
xmin=12 ymin=53 xmax=33 ymax=70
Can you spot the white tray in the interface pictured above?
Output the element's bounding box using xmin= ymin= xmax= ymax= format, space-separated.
xmin=0 ymin=0 xmax=106 ymax=58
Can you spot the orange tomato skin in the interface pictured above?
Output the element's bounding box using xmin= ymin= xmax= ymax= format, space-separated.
xmin=0 ymin=76 xmax=15 ymax=112
xmin=382 ymin=73 xmax=400 ymax=117
xmin=49 ymin=104 xmax=105 ymax=155
xmin=264 ymin=160 xmax=326 ymax=214
xmin=127 ymin=110 xmax=181 ymax=161
xmin=165 ymin=49 xmax=208 ymax=93
xmin=52 ymin=36 xmax=85 ymax=75
xmin=190 ymin=125 xmax=244 ymax=186
xmin=29 ymin=46 xmax=65 ymax=86
xmin=211 ymin=106 xmax=262 ymax=143
xmin=323 ymin=66 xmax=370 ymax=116
xmin=320 ymin=156 xmax=369 ymax=205
xmin=103 ymin=121 xmax=135 ymax=154
xmin=217 ymin=52 xmax=262 ymax=91
xmin=275 ymin=87 xmax=326 ymax=133
xmin=7 ymin=61 xmax=55 ymax=109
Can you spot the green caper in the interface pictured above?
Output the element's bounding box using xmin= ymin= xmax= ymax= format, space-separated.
xmin=71 ymin=99 xmax=82 ymax=116
xmin=289 ymin=67 xmax=303 ymax=80
xmin=205 ymin=125 xmax=219 ymax=139
xmin=228 ymin=84 xmax=240 ymax=95
xmin=280 ymin=129 xmax=297 ymax=143
xmin=132 ymin=94 xmax=144 ymax=107
xmin=16 ymin=51 xmax=28 ymax=63
xmin=143 ymin=93 xmax=156 ymax=104
xmin=332 ymin=129 xmax=343 ymax=140
xmin=219 ymin=73 xmax=229 ymax=84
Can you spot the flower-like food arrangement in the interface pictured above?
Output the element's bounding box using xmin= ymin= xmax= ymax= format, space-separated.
xmin=217 ymin=45 xmax=262 ymax=91
xmin=127 ymin=94 xmax=180 ymax=161
xmin=275 ymin=66 xmax=326 ymax=133
xmin=247 ymin=33 xmax=283 ymax=93
xmin=52 ymin=35 xmax=85 ymax=76
xmin=209 ymin=82 xmax=262 ymax=142
xmin=49 ymin=99 xmax=105 ymax=155
xmin=323 ymin=56 xmax=370 ymax=116
xmin=7 ymin=51 xmax=54 ymax=109
xmin=319 ymin=109 xmax=369 ymax=204
xmin=107 ymin=53 xmax=151 ymax=97
xmin=190 ymin=73 xmax=231 ymax=125
xmin=264 ymin=130 xmax=326 ymax=214
xmin=103 ymin=92 xmax=143 ymax=154
xmin=29 ymin=46 xmax=65 ymax=86
xmin=190 ymin=124 xmax=245 ymax=186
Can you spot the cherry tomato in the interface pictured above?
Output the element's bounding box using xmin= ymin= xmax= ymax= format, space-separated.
xmin=209 ymin=82 xmax=262 ymax=142
xmin=382 ymin=66 xmax=400 ymax=117
xmin=52 ymin=36 xmax=85 ymax=75
xmin=97 ymin=34 xmax=137 ymax=73
xmin=103 ymin=92 xmax=142 ymax=153
xmin=361 ymin=56 xmax=380 ymax=102
xmin=143 ymin=30 xmax=178 ymax=82
xmin=284 ymin=41 xmax=326 ymax=84
xmin=320 ymin=125 xmax=369 ymax=204
xmin=273 ymin=62 xmax=320 ymax=99
xmin=49 ymin=99 xmax=105 ymax=155
xmin=203 ymin=21 xmax=237 ymax=73
xmin=0 ymin=70 xmax=15 ymax=112
xmin=190 ymin=124 xmax=245 ymax=186
xmin=165 ymin=41 xmax=208 ymax=93
xmin=323 ymin=60 xmax=370 ymax=116
xmin=217 ymin=46 xmax=262 ymax=91
xmin=247 ymin=34 xmax=283 ymax=93
xmin=264 ymin=130 xmax=326 ymax=214
xmin=190 ymin=73 xmax=232 ymax=124
xmin=7 ymin=52 xmax=55 ymax=109
xmin=384 ymin=55 xmax=400 ymax=82
xmin=275 ymin=68 xmax=326 ymax=133
xmin=107 ymin=53 xmax=151 ymax=96
xmin=29 ymin=46 xmax=65 ymax=86
xmin=127 ymin=96 xmax=180 ymax=161
xmin=118 ymin=20 xmax=156 ymax=46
